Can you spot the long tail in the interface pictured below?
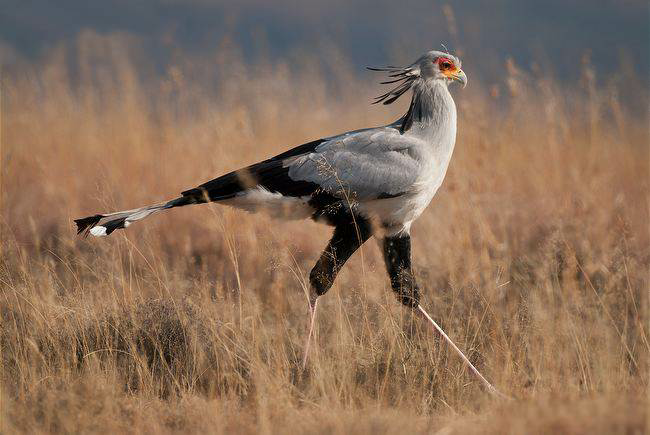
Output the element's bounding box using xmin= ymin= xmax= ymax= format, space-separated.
xmin=75 ymin=194 xmax=203 ymax=237
xmin=75 ymin=138 xmax=324 ymax=238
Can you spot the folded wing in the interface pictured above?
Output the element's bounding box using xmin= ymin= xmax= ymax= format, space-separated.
xmin=287 ymin=127 xmax=423 ymax=201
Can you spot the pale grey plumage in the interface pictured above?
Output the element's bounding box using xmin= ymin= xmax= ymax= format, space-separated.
xmin=287 ymin=127 xmax=422 ymax=200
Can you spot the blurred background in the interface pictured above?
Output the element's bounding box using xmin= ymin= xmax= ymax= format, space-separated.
xmin=2 ymin=0 xmax=648 ymax=102
xmin=1 ymin=1 xmax=648 ymax=433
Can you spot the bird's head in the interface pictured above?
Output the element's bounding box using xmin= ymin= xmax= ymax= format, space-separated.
xmin=368 ymin=49 xmax=467 ymax=105
xmin=415 ymin=50 xmax=467 ymax=87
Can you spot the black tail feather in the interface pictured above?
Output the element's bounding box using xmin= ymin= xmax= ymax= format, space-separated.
xmin=75 ymin=138 xmax=327 ymax=237
xmin=103 ymin=217 xmax=128 ymax=235
xmin=74 ymin=196 xmax=196 ymax=238
xmin=74 ymin=214 xmax=103 ymax=237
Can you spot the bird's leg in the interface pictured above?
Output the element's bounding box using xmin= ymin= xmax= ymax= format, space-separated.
xmin=416 ymin=304 xmax=509 ymax=398
xmin=382 ymin=234 xmax=508 ymax=398
xmin=301 ymin=217 xmax=372 ymax=369
xmin=301 ymin=296 xmax=319 ymax=370
xmin=382 ymin=234 xmax=420 ymax=307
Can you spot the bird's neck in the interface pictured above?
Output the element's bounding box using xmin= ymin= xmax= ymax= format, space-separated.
xmin=397 ymin=79 xmax=456 ymax=136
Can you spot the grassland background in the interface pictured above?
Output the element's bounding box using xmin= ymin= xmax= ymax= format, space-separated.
xmin=1 ymin=30 xmax=649 ymax=433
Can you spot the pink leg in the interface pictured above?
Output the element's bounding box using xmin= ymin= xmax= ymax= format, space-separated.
xmin=301 ymin=297 xmax=319 ymax=370
xmin=416 ymin=304 xmax=510 ymax=399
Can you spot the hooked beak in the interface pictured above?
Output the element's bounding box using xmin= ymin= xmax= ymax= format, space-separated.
xmin=451 ymin=69 xmax=467 ymax=88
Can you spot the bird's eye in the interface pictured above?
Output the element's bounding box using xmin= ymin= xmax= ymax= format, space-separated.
xmin=439 ymin=60 xmax=453 ymax=70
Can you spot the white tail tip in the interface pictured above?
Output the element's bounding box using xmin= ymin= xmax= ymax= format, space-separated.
xmin=89 ymin=226 xmax=107 ymax=237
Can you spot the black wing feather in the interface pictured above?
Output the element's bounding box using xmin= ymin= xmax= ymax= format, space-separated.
xmin=181 ymin=139 xmax=326 ymax=202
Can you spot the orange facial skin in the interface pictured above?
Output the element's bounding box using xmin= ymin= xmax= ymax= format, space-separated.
xmin=436 ymin=57 xmax=459 ymax=78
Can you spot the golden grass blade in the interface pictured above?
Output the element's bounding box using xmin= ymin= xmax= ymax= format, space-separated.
xmin=302 ymin=298 xmax=319 ymax=370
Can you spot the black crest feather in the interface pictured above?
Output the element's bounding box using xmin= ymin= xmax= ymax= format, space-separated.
xmin=367 ymin=65 xmax=420 ymax=133
xmin=367 ymin=66 xmax=419 ymax=106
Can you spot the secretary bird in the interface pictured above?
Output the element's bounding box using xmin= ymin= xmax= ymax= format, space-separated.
xmin=75 ymin=49 xmax=505 ymax=397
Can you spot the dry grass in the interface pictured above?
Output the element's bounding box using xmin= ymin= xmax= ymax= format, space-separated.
xmin=1 ymin=34 xmax=648 ymax=434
